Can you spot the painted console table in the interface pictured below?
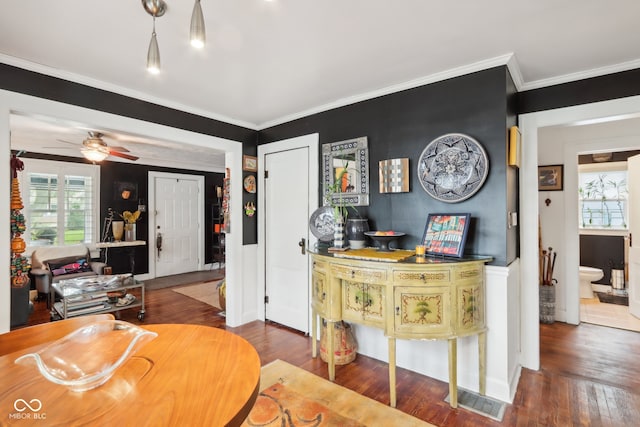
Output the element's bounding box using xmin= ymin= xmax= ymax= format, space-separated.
xmin=309 ymin=248 xmax=491 ymax=408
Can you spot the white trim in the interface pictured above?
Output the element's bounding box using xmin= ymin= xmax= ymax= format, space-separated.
xmin=257 ymin=134 xmax=319 ymax=327
xmin=0 ymin=89 xmax=244 ymax=332
xmin=147 ymin=171 xmax=205 ymax=279
xmin=519 ymin=94 xmax=640 ymax=371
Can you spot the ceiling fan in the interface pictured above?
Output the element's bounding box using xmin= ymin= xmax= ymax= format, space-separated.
xmin=55 ymin=131 xmax=139 ymax=162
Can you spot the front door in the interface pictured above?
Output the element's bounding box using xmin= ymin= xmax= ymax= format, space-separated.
xmin=152 ymin=173 xmax=203 ymax=277
xmin=628 ymin=154 xmax=640 ymax=318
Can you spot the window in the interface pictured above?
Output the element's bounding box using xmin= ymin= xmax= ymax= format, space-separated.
xmin=21 ymin=159 xmax=100 ymax=248
xmin=578 ymin=162 xmax=628 ymax=230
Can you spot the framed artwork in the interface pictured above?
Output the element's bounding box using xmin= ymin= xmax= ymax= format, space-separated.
xmin=421 ymin=213 xmax=471 ymax=258
xmin=114 ymin=181 xmax=137 ymax=200
xmin=508 ymin=126 xmax=521 ymax=168
xmin=243 ymin=155 xmax=257 ymax=172
xmin=538 ymin=164 xmax=563 ymax=191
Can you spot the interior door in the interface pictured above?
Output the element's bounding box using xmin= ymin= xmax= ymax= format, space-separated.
xmin=628 ymin=154 xmax=640 ymax=318
xmin=264 ymin=147 xmax=310 ymax=332
xmin=154 ymin=175 xmax=200 ymax=277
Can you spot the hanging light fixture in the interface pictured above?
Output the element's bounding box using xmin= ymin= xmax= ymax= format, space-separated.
xmin=142 ymin=0 xmax=167 ymax=74
xmin=190 ymin=0 xmax=206 ymax=49
xmin=81 ymin=148 xmax=109 ymax=163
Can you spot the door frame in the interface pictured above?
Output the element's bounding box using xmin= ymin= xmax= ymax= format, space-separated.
xmin=520 ymin=94 xmax=640 ymax=371
xmin=257 ymin=134 xmax=319 ymax=324
xmin=0 ymin=88 xmax=245 ymax=332
xmin=148 ymin=171 xmax=205 ymax=279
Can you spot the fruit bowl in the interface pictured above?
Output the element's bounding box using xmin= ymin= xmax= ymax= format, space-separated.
xmin=364 ymin=231 xmax=406 ymax=252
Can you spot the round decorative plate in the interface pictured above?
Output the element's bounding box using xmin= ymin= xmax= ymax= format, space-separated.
xmin=243 ymin=175 xmax=256 ymax=193
xmin=417 ymin=133 xmax=489 ymax=203
xmin=309 ymin=206 xmax=336 ymax=242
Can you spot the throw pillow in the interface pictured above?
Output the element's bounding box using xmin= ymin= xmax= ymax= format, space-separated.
xmin=47 ymin=257 xmax=93 ymax=277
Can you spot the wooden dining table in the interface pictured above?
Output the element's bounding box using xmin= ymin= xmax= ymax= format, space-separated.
xmin=0 ymin=316 xmax=261 ymax=426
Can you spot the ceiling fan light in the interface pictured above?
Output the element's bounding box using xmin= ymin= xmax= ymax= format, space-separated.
xmin=82 ymin=148 xmax=108 ymax=162
xmin=147 ymin=27 xmax=161 ymax=74
xmin=190 ymin=0 xmax=206 ymax=49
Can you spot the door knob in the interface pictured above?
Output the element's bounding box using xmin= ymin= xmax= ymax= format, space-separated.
xmin=298 ymin=238 xmax=306 ymax=255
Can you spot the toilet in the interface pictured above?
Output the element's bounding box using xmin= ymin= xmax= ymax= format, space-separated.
xmin=579 ymin=266 xmax=604 ymax=298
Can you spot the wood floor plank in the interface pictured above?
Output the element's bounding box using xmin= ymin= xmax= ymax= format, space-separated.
xmin=18 ymin=284 xmax=640 ymax=426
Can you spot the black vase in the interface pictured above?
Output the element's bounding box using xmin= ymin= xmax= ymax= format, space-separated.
xmin=345 ymin=218 xmax=369 ymax=249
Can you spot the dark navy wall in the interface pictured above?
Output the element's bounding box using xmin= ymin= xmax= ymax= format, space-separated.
xmin=259 ymin=67 xmax=516 ymax=266
xmin=580 ymin=235 xmax=625 ymax=285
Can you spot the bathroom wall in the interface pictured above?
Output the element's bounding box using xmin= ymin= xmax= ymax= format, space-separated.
xmin=579 ymin=235 xmax=624 ymax=285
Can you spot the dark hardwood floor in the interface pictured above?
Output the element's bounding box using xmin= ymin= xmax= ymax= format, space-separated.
xmin=24 ymin=286 xmax=640 ymax=426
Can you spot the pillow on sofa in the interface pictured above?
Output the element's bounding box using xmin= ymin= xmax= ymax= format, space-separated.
xmin=46 ymin=257 xmax=93 ymax=277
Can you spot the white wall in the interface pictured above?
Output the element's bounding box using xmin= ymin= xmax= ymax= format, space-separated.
xmin=0 ymin=89 xmax=251 ymax=332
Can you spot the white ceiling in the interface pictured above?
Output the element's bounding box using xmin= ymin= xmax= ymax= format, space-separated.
xmin=2 ymin=0 xmax=640 ymax=167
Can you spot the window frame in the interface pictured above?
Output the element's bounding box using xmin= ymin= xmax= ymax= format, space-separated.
xmin=20 ymin=158 xmax=100 ymax=252
xmin=578 ymin=161 xmax=628 ymax=233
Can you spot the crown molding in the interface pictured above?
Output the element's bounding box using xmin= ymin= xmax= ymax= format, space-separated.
xmin=520 ymin=58 xmax=640 ymax=91
xmin=258 ymin=54 xmax=516 ymax=129
xmin=0 ymin=53 xmax=258 ymax=131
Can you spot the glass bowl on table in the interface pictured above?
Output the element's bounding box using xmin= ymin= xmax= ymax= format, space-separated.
xmin=14 ymin=320 xmax=157 ymax=392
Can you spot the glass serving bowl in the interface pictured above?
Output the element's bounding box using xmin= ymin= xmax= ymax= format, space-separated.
xmin=15 ymin=320 xmax=157 ymax=392
xmin=364 ymin=231 xmax=406 ymax=252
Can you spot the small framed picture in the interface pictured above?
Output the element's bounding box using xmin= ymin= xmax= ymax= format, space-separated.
xmin=421 ymin=213 xmax=471 ymax=258
xmin=538 ymin=164 xmax=563 ymax=191
xmin=243 ymin=155 xmax=258 ymax=172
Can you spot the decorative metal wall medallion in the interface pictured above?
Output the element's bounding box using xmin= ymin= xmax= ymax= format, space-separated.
xmin=417 ymin=133 xmax=489 ymax=203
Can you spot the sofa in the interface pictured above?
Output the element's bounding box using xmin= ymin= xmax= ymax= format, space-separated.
xmin=30 ymin=244 xmax=106 ymax=306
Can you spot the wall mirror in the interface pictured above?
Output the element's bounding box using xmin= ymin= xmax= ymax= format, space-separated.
xmin=322 ymin=137 xmax=369 ymax=206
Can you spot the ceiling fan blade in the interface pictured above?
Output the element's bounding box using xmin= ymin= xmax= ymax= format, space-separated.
xmin=108 ymin=150 xmax=139 ymax=161
xmin=108 ymin=146 xmax=130 ymax=152
xmin=56 ymin=139 xmax=79 ymax=146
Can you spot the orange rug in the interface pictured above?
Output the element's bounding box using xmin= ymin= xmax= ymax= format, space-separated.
xmin=244 ymin=382 xmax=364 ymax=426
xmin=242 ymin=360 xmax=433 ymax=427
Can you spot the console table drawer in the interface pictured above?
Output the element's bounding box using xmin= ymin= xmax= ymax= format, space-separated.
xmin=392 ymin=269 xmax=450 ymax=286
xmin=331 ymin=264 xmax=387 ymax=283
xmin=312 ymin=259 xmax=328 ymax=273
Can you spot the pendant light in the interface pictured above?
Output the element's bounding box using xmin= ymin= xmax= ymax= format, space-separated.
xmin=147 ymin=17 xmax=161 ymax=74
xmin=190 ymin=0 xmax=206 ymax=49
xmin=142 ymin=0 xmax=167 ymax=74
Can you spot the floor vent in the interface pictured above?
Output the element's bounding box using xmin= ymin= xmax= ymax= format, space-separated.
xmin=445 ymin=389 xmax=506 ymax=422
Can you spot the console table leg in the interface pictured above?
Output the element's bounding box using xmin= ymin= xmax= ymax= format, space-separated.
xmin=327 ymin=320 xmax=335 ymax=381
xmin=448 ymin=338 xmax=458 ymax=408
xmin=311 ymin=312 xmax=318 ymax=358
xmin=479 ymin=330 xmax=487 ymax=396
xmin=388 ymin=337 xmax=397 ymax=408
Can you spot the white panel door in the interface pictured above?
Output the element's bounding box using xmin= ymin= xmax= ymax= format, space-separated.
xmin=264 ymin=147 xmax=310 ymax=332
xmin=628 ymin=154 xmax=640 ymax=318
xmin=154 ymin=176 xmax=200 ymax=277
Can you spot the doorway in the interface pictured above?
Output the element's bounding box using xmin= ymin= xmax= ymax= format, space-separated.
xmin=520 ymin=95 xmax=640 ymax=370
xmin=149 ymin=172 xmax=204 ymax=278
xmin=257 ymin=134 xmax=319 ymax=334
